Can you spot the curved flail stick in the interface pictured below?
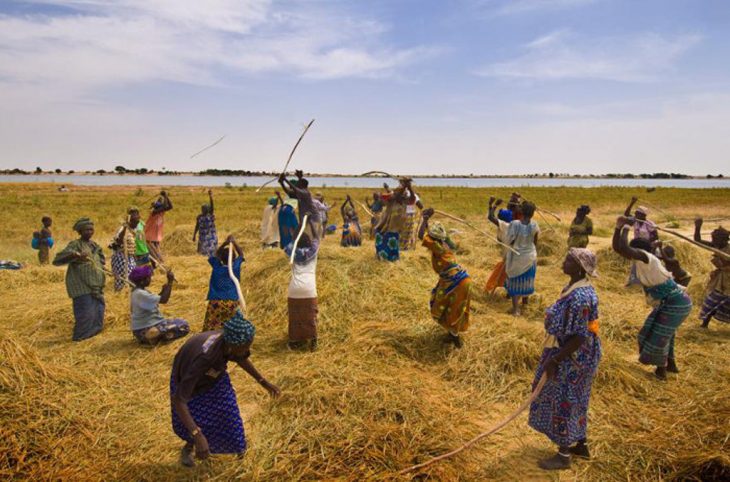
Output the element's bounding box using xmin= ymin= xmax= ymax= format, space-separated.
xmin=356 ymin=200 xmax=374 ymax=218
xmin=289 ymin=215 xmax=309 ymax=265
xmin=257 ymin=119 xmax=316 ymax=193
xmin=398 ymin=373 xmax=548 ymax=475
xmin=227 ymin=245 xmax=247 ymax=316
xmin=190 ymin=135 xmax=226 ymax=159
xmin=433 ymin=209 xmax=518 ymax=255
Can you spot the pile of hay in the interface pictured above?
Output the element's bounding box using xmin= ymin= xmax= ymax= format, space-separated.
xmin=1 ymin=184 xmax=729 ymax=481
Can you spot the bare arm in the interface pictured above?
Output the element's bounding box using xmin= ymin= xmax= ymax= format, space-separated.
xmin=236 ymin=357 xmax=281 ymax=398
xmin=340 ymin=198 xmax=348 ymax=219
xmin=612 ymin=217 xmax=649 ymax=262
xmin=487 ymin=197 xmax=499 ymax=227
xmin=418 ymin=208 xmax=434 ymax=240
xmin=163 ymin=192 xmax=173 ymax=211
xmin=277 ymin=174 xmax=296 ymax=197
xmin=208 ymin=190 xmax=214 ymax=214
xmin=624 ymin=196 xmax=638 ymax=217
xmin=192 ymin=217 xmax=199 ymax=241
xmin=159 ymin=271 xmax=175 ymax=304
xmin=693 ymin=218 xmax=713 ymax=246
xmin=543 ymin=334 xmax=587 ymax=380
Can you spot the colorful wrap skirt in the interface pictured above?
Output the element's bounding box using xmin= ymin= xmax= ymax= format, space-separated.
xmin=485 ymin=260 xmax=507 ymax=294
xmin=505 ymin=262 xmax=537 ymax=297
xmin=133 ymin=318 xmax=190 ymax=345
xmin=111 ymin=251 xmax=136 ymax=292
xmin=700 ymin=290 xmax=730 ymax=325
xmin=375 ymin=231 xmax=400 ymax=262
xmin=341 ymin=222 xmax=362 ymax=247
xmin=529 ymin=334 xmax=602 ymax=447
xmin=204 ymin=299 xmax=240 ymax=331
xmin=638 ymin=279 xmax=692 ymax=366
xmin=288 ymin=297 xmax=318 ymax=342
xmin=430 ymin=267 xmax=472 ymax=333
xmin=399 ymin=213 xmax=416 ymax=250
xmin=171 ymin=372 xmax=246 ymax=454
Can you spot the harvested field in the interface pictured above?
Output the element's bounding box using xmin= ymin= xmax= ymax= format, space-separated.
xmin=1 ymin=183 xmax=729 ymax=481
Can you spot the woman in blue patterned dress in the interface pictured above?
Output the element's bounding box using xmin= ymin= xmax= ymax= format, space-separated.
xmin=528 ymin=248 xmax=601 ymax=470
xmin=193 ymin=189 xmax=218 ymax=257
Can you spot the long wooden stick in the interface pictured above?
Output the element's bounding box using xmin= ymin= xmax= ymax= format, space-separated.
xmin=356 ymin=200 xmax=374 ymax=218
xmin=398 ymin=373 xmax=548 ymax=475
xmin=433 ymin=209 xmax=518 ymax=255
xmin=148 ymin=252 xmax=169 ymax=274
xmin=519 ymin=196 xmax=562 ymax=222
xmin=256 ymin=119 xmax=315 ymax=192
xmin=227 ymin=245 xmax=247 ymax=316
xmin=98 ymin=265 xmax=135 ymax=288
xmin=536 ymin=209 xmax=555 ymax=232
xmin=655 ymin=226 xmax=730 ymax=261
xmin=289 ymin=214 xmax=309 ymax=265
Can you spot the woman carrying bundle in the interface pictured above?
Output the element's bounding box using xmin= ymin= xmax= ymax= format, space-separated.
xmin=203 ymin=236 xmax=245 ymax=331
xmin=613 ymin=216 xmax=692 ymax=380
xmin=284 ymin=228 xmax=321 ymax=350
xmin=528 ymin=248 xmax=601 ymax=470
xmin=129 ymin=266 xmax=190 ymax=345
xmin=170 ymin=311 xmax=280 ymax=467
xmin=193 ymin=189 xmax=218 ymax=258
xmin=568 ymin=205 xmax=593 ymax=248
xmin=505 ymin=201 xmax=540 ymax=316
xmin=694 ymin=219 xmax=730 ymax=327
xmin=418 ymin=208 xmax=472 ymax=348
xmin=340 ymin=195 xmax=362 ymax=247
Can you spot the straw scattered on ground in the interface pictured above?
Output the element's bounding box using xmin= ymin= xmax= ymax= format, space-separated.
xmin=1 ymin=183 xmax=729 ymax=481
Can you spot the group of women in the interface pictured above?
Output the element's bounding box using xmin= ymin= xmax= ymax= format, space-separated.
xmin=48 ymin=180 xmax=729 ymax=472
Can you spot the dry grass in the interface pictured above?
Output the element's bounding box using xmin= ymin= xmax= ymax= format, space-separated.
xmin=1 ymin=183 xmax=729 ymax=481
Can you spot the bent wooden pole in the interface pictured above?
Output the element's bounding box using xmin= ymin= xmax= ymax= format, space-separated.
xmin=257 ymin=119 xmax=316 ymax=192
xmin=655 ymin=226 xmax=730 ymax=261
xmin=227 ymin=245 xmax=247 ymax=316
xmin=356 ymin=200 xmax=374 ymax=218
xmin=290 ymin=214 xmax=309 ymax=265
xmin=433 ymin=209 xmax=518 ymax=255
xmin=398 ymin=373 xmax=548 ymax=475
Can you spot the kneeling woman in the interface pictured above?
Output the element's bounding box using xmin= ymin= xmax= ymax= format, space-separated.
xmin=170 ymin=311 xmax=280 ymax=467
xmin=529 ymin=248 xmax=601 ymax=470
xmin=613 ymin=217 xmax=692 ymax=379
xmin=418 ymin=208 xmax=472 ymax=348
xmin=129 ymin=266 xmax=190 ymax=344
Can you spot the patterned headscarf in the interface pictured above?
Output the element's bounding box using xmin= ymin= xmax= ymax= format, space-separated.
xmin=268 ymin=197 xmax=278 ymax=206
xmin=569 ymin=247 xmax=598 ymax=277
xmin=73 ymin=217 xmax=94 ymax=232
xmin=128 ymin=265 xmax=153 ymax=284
xmin=223 ymin=310 xmax=256 ymax=345
xmin=428 ymin=222 xmax=448 ymax=242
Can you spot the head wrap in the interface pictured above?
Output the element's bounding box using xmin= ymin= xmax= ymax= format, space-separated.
xmin=712 ymin=226 xmax=729 ymax=238
xmin=636 ymin=206 xmax=649 ymax=216
xmin=127 ymin=206 xmax=139 ymax=214
xmin=223 ymin=310 xmax=256 ymax=345
xmin=128 ymin=265 xmax=153 ymax=284
xmin=152 ymin=200 xmax=163 ymax=209
xmin=428 ymin=222 xmax=449 ymax=242
xmin=497 ymin=209 xmax=513 ymax=223
xmin=268 ymin=197 xmax=277 ymax=206
xmin=568 ymin=248 xmax=598 ymax=277
xmin=578 ymin=204 xmax=591 ymax=214
xmin=73 ymin=217 xmax=94 ymax=233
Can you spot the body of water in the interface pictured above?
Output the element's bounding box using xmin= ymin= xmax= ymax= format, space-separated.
xmin=1 ymin=174 xmax=728 ymax=189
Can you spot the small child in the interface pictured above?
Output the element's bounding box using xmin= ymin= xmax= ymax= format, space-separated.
xmin=656 ymin=242 xmax=692 ymax=287
xmin=34 ymin=216 xmax=53 ymax=264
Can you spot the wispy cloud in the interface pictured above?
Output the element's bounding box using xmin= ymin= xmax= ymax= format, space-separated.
xmin=0 ymin=0 xmax=436 ymax=104
xmin=475 ymin=30 xmax=702 ymax=82
xmin=474 ymin=0 xmax=598 ymax=16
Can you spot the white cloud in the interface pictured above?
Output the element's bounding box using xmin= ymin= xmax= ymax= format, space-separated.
xmin=473 ymin=0 xmax=598 ymax=16
xmin=0 ymin=0 xmax=435 ymax=105
xmin=476 ymin=30 xmax=701 ymax=82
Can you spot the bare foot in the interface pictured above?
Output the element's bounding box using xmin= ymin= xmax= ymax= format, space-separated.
xmin=180 ymin=444 xmax=195 ymax=467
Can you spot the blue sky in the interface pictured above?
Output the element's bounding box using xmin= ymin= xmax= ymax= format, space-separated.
xmin=1 ymin=0 xmax=729 ymax=175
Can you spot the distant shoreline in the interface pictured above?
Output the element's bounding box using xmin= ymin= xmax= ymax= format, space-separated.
xmin=1 ymin=171 xmax=726 ymax=180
